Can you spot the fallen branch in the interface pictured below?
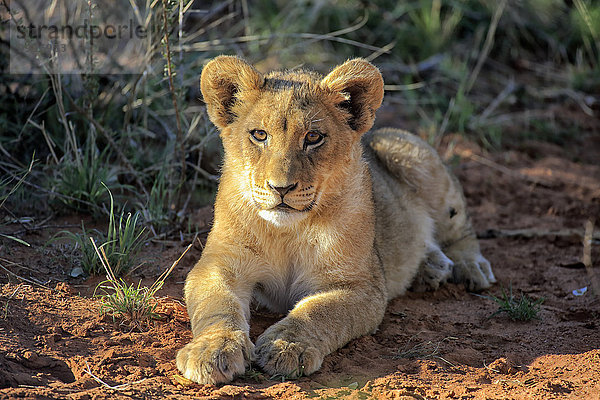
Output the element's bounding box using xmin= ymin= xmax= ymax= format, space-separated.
xmin=478 ymin=227 xmax=600 ymax=244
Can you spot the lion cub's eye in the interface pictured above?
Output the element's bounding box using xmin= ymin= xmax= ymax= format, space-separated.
xmin=250 ymin=129 xmax=268 ymax=142
xmin=304 ymin=131 xmax=324 ymax=148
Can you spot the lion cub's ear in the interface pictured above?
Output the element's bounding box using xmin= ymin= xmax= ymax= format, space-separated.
xmin=320 ymin=59 xmax=384 ymax=135
xmin=200 ymin=56 xmax=264 ymax=129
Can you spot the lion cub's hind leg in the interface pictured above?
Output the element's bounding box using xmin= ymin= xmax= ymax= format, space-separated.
xmin=411 ymin=242 xmax=454 ymax=292
xmin=436 ymin=173 xmax=496 ymax=291
xmin=366 ymin=128 xmax=495 ymax=292
xmin=444 ymin=231 xmax=495 ymax=292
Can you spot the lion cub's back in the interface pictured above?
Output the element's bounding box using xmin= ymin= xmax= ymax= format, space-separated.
xmin=362 ymin=128 xmax=457 ymax=298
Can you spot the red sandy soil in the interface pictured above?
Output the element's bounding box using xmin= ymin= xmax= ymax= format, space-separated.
xmin=1 ymin=133 xmax=599 ymax=399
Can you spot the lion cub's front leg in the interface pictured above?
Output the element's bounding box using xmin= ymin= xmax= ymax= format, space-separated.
xmin=255 ymin=272 xmax=387 ymax=378
xmin=176 ymin=253 xmax=255 ymax=384
xmin=176 ymin=325 xmax=253 ymax=384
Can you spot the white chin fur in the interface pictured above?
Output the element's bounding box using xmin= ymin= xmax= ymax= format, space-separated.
xmin=258 ymin=209 xmax=308 ymax=227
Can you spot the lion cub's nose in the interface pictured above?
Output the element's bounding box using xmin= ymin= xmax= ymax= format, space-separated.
xmin=268 ymin=182 xmax=298 ymax=197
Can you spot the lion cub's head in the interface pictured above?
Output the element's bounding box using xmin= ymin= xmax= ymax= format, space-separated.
xmin=201 ymin=56 xmax=383 ymax=227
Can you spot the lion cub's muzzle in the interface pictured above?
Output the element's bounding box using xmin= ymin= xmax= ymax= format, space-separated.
xmin=251 ymin=181 xmax=317 ymax=212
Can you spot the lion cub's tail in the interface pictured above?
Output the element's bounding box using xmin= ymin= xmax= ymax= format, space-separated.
xmin=363 ymin=128 xmax=448 ymax=194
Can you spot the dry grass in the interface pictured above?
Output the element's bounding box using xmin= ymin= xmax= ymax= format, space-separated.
xmin=395 ymin=334 xmax=457 ymax=366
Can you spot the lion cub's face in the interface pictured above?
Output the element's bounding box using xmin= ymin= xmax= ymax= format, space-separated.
xmin=200 ymin=57 xmax=384 ymax=227
xmin=230 ymin=73 xmax=358 ymax=227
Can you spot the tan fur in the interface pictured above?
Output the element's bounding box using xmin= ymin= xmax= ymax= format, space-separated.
xmin=176 ymin=56 xmax=496 ymax=384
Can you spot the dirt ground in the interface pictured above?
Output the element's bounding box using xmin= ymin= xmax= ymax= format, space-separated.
xmin=1 ymin=125 xmax=599 ymax=399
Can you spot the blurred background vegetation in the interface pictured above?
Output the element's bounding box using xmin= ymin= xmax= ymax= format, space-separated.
xmin=0 ymin=0 xmax=598 ymax=274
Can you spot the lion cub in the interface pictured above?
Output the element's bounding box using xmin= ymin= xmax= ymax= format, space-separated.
xmin=176 ymin=56 xmax=495 ymax=384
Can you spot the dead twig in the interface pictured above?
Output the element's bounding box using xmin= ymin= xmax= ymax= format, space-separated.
xmin=178 ymin=32 xmax=392 ymax=54
xmin=2 ymin=283 xmax=28 ymax=319
xmin=465 ymin=0 xmax=507 ymax=93
xmin=9 ymin=224 xmax=81 ymax=236
xmin=0 ymin=155 xmax=35 ymax=209
xmin=151 ymin=243 xmax=192 ymax=293
xmin=473 ymin=109 xmax=557 ymax=128
xmin=457 ymin=150 xmax=553 ymax=187
xmin=83 ymin=361 xmax=146 ymax=390
xmin=478 ymin=227 xmax=600 ymax=244
xmin=583 ymin=220 xmax=599 ymax=294
xmin=0 ymin=262 xmax=52 ymax=290
xmin=161 ymin=0 xmax=186 ymax=209
xmin=525 ymin=86 xmax=596 ymax=116
xmin=185 ymin=161 xmax=219 ymax=182
xmin=469 ymin=79 xmax=517 ymax=129
xmin=378 ymin=54 xmax=446 ymax=75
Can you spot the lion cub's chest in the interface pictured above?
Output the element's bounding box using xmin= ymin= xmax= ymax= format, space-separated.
xmin=250 ymin=237 xmax=320 ymax=314
xmin=253 ymin=265 xmax=316 ymax=314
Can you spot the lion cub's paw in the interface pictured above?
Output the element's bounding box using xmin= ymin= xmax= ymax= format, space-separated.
xmin=255 ymin=321 xmax=323 ymax=378
xmin=411 ymin=245 xmax=454 ymax=292
xmin=176 ymin=328 xmax=253 ymax=385
xmin=451 ymin=253 xmax=496 ymax=292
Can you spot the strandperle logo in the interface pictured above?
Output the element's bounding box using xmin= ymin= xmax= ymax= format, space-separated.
xmin=15 ymin=19 xmax=148 ymax=40
xmin=8 ymin=1 xmax=149 ymax=74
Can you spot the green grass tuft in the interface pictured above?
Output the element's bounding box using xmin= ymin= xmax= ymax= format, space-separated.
xmin=96 ymin=277 xmax=162 ymax=331
xmin=50 ymin=138 xmax=122 ymax=214
xmin=486 ymin=285 xmax=544 ymax=321
xmin=56 ymin=185 xmax=147 ymax=276
xmin=93 ymin=239 xmax=191 ymax=331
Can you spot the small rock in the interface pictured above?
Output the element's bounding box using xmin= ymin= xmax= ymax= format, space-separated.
xmin=475 ymin=370 xmax=491 ymax=384
xmin=70 ymin=267 xmax=84 ymax=278
xmin=488 ymin=357 xmax=518 ymax=375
